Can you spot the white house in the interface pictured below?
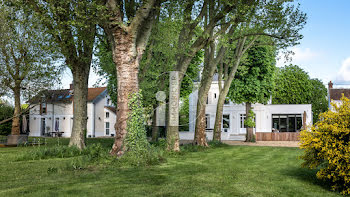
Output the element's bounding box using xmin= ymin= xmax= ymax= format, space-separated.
xmin=29 ymin=85 xmax=116 ymax=138
xmin=180 ymin=81 xmax=312 ymax=141
xmin=327 ymin=81 xmax=350 ymax=109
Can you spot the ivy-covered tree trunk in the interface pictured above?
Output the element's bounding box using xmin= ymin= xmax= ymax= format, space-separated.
xmin=102 ymin=0 xmax=160 ymax=156
xmin=69 ymin=63 xmax=90 ymax=149
xmin=245 ymin=102 xmax=254 ymax=142
xmin=11 ymin=86 xmax=21 ymax=135
xmin=110 ymin=29 xmax=141 ymax=156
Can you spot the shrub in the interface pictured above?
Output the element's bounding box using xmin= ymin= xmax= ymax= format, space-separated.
xmin=300 ymin=95 xmax=350 ymax=195
xmin=0 ymin=103 xmax=14 ymax=136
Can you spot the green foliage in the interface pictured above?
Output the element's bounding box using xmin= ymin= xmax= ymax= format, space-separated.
xmin=273 ymin=65 xmax=312 ymax=104
xmin=228 ymin=44 xmax=276 ymax=105
xmin=0 ymin=103 xmax=13 ymax=135
xmin=310 ymin=79 xmax=329 ymax=123
xmin=179 ymin=96 xmax=190 ymax=131
xmin=300 ymin=96 xmax=350 ymax=195
xmin=18 ymin=143 xmax=107 ymax=161
xmin=0 ymin=3 xmax=61 ymax=99
xmin=244 ymin=109 xmax=256 ymax=128
xmin=122 ymin=92 xmax=165 ymax=166
xmin=273 ymin=65 xmax=328 ymax=123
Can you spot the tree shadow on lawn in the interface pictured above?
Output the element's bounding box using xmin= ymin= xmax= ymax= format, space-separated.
xmin=282 ymin=166 xmax=334 ymax=193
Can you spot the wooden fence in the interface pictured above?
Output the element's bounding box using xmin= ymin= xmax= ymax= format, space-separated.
xmin=256 ymin=132 xmax=300 ymax=141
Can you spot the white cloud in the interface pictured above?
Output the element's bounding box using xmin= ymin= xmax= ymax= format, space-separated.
xmin=276 ymin=47 xmax=319 ymax=67
xmin=336 ymin=57 xmax=350 ymax=82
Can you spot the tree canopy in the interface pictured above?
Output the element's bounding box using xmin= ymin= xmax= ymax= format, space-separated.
xmin=228 ymin=43 xmax=276 ymax=105
xmin=272 ymin=65 xmax=328 ymax=123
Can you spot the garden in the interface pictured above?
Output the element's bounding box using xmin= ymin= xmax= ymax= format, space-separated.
xmin=0 ymin=138 xmax=342 ymax=197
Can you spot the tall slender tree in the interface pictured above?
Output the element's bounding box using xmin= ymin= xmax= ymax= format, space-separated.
xmin=0 ymin=2 xmax=59 ymax=135
xmin=212 ymin=0 xmax=306 ymax=141
xmin=228 ymin=44 xmax=276 ymax=142
xmin=24 ymin=0 xmax=102 ymax=149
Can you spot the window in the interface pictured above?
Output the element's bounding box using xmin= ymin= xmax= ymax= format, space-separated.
xmin=214 ymin=93 xmax=217 ymax=99
xmin=105 ymin=122 xmax=110 ymax=135
xmin=222 ymin=114 xmax=230 ymax=132
xmin=272 ymin=114 xmax=302 ymax=132
xmin=106 ymin=112 xmax=109 ymax=119
xmin=206 ymin=97 xmax=209 ymax=104
xmin=55 ymin=118 xmax=59 ymax=132
xmin=106 ymin=98 xmax=111 ymax=106
xmin=205 ymin=114 xmax=210 ymax=129
xmin=41 ymin=102 xmax=47 ymax=114
xmin=224 ymin=98 xmax=230 ymax=105
xmin=240 ymin=114 xmax=246 ymax=128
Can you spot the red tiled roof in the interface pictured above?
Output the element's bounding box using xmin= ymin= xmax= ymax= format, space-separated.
xmin=329 ymin=88 xmax=350 ymax=101
xmin=87 ymin=87 xmax=107 ymax=102
xmin=104 ymin=106 xmax=116 ymax=114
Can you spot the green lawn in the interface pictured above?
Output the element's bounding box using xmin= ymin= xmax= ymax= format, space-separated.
xmin=0 ymin=138 xmax=341 ymax=197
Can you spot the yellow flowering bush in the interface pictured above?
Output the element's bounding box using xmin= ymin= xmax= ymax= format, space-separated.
xmin=300 ymin=95 xmax=350 ymax=195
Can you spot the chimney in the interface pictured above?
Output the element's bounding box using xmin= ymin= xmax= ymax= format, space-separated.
xmin=70 ymin=84 xmax=74 ymax=90
xmin=328 ymin=81 xmax=333 ymax=89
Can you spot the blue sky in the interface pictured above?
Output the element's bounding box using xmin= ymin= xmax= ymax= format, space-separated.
xmin=60 ymin=0 xmax=350 ymax=89
xmin=276 ymin=0 xmax=350 ymax=86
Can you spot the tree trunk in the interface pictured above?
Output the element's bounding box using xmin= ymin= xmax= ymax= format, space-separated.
xmin=110 ymin=28 xmax=140 ymax=156
xmin=213 ymin=78 xmax=234 ymax=141
xmin=245 ymin=102 xmax=254 ymax=142
xmin=151 ymin=105 xmax=159 ymax=142
xmin=213 ymin=92 xmax=225 ymax=141
xmin=11 ymin=86 xmax=21 ymax=135
xmin=69 ymin=63 xmax=90 ymax=149
xmin=194 ymin=102 xmax=208 ymax=146
xmin=193 ymin=65 xmax=215 ymax=146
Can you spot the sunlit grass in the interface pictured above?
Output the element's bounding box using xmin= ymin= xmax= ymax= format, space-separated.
xmin=0 ymin=138 xmax=341 ymax=197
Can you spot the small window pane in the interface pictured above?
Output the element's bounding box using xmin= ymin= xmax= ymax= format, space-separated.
xmin=223 ymin=114 xmax=230 ymax=128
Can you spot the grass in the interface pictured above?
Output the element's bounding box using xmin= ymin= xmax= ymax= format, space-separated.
xmin=0 ymin=138 xmax=342 ymax=197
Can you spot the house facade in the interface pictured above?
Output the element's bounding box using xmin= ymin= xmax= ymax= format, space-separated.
xmin=180 ymin=81 xmax=312 ymax=141
xmin=327 ymin=81 xmax=350 ymax=108
xmin=29 ymin=85 xmax=116 ymax=138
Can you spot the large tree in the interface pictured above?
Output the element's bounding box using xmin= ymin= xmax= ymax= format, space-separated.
xmin=0 ymin=3 xmax=59 ymax=135
xmin=101 ymin=0 xmax=163 ymax=156
xmin=192 ymin=0 xmax=306 ymax=143
xmin=212 ymin=0 xmax=306 ymax=142
xmin=169 ymin=0 xmax=244 ymax=150
xmin=272 ymin=65 xmax=328 ymax=123
xmin=96 ymin=10 xmax=201 ymax=142
xmin=23 ymin=0 xmax=102 ymax=149
xmin=228 ymin=44 xmax=276 ymax=142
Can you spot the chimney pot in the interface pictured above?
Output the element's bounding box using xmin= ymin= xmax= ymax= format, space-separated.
xmin=328 ymin=81 xmax=333 ymax=89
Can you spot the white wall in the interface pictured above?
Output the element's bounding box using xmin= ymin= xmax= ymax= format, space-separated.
xmin=187 ymin=81 xmax=312 ymax=140
xmin=28 ymin=92 xmax=117 ymax=138
xmin=29 ymin=103 xmax=73 ymax=137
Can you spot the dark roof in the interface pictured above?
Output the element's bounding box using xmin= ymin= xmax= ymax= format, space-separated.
xmin=104 ymin=106 xmax=116 ymax=114
xmin=329 ymin=88 xmax=350 ymax=100
xmin=30 ymin=87 xmax=106 ymax=104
